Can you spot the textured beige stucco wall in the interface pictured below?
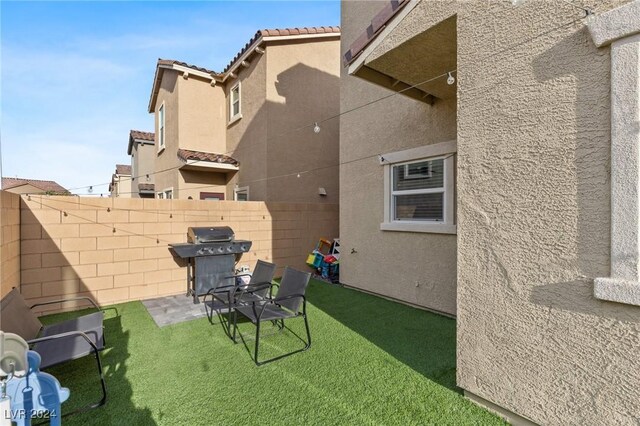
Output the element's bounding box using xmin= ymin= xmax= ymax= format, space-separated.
xmin=154 ymin=71 xmax=181 ymax=198
xmin=131 ymin=142 xmax=156 ymax=198
xmin=340 ymin=1 xmax=457 ymax=315
xmin=177 ymin=75 xmax=227 ymax=155
xmin=264 ymin=38 xmax=341 ymax=204
xmin=0 ymin=191 xmax=21 ymax=298
xmin=226 ymin=54 xmax=269 ymax=201
xmin=178 ymin=169 xmax=228 ymax=200
xmin=342 ymin=0 xmax=640 ymax=424
xmin=456 ymin=1 xmax=639 ymax=424
xmin=18 ymin=195 xmax=338 ymax=315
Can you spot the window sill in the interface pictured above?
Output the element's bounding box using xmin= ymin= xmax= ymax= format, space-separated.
xmin=380 ymin=222 xmax=457 ymax=234
xmin=594 ymin=277 xmax=640 ymax=306
xmin=228 ymin=114 xmax=243 ymax=126
xmin=157 ymin=146 xmax=165 ymax=155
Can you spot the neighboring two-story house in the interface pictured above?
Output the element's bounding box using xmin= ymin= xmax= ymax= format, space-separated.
xmin=146 ymin=26 xmax=340 ymax=201
xmin=108 ymin=164 xmax=132 ymax=198
xmin=127 ymin=130 xmax=156 ymax=198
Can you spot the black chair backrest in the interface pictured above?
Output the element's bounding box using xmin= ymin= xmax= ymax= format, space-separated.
xmin=275 ymin=267 xmax=311 ymax=313
xmin=0 ymin=288 xmax=43 ymax=340
xmin=249 ymin=260 xmax=277 ymax=297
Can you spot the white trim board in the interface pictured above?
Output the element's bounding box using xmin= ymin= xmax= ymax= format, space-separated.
xmin=380 ymin=140 xmax=457 ymax=165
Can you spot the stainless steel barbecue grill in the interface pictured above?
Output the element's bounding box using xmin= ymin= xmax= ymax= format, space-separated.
xmin=169 ymin=226 xmax=252 ymax=303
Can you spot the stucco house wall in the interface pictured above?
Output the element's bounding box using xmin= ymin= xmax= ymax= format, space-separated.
xmin=340 ymin=1 xmax=457 ymax=316
xmin=225 ymin=50 xmax=269 ymax=201
xmin=131 ymin=141 xmax=155 ymax=198
xmin=342 ymin=0 xmax=639 ymax=424
xmin=154 ymin=71 xmax=181 ymax=198
xmin=264 ymin=39 xmax=341 ymax=204
xmin=455 ymin=1 xmax=639 ymax=424
xmin=177 ymin=74 xmax=227 ymax=155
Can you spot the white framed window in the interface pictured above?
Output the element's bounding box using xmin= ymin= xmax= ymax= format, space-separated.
xmin=380 ymin=140 xmax=456 ymax=234
xmin=234 ymin=186 xmax=249 ymax=201
xmin=158 ymin=102 xmax=165 ymax=152
xmin=229 ymin=82 xmax=242 ymax=123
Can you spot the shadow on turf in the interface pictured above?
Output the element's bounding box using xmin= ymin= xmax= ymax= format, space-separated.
xmin=46 ymin=312 xmax=156 ymax=425
xmin=306 ymin=281 xmax=460 ymax=392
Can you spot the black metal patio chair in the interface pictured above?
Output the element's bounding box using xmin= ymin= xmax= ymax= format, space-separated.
xmin=0 ymin=288 xmax=107 ymax=414
xmin=203 ymin=259 xmax=277 ymax=326
xmin=232 ymin=267 xmax=312 ymax=365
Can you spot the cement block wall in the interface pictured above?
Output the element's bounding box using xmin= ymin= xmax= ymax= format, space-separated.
xmin=1 ymin=191 xmax=21 ymax=298
xmin=18 ymin=195 xmax=338 ymax=314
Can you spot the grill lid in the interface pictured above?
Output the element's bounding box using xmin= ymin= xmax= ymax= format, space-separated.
xmin=188 ymin=226 xmax=235 ymax=244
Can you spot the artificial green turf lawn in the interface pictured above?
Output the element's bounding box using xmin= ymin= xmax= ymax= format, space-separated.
xmin=41 ymin=279 xmax=505 ymax=425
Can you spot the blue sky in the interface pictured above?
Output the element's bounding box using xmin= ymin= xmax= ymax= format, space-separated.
xmin=1 ymin=1 xmax=340 ymax=194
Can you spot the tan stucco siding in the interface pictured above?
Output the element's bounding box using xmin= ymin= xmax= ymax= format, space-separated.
xmin=226 ymin=52 xmax=268 ymax=201
xmin=342 ymin=0 xmax=640 ymax=423
xmin=132 ymin=143 xmax=156 ymax=198
xmin=178 ymin=169 xmax=228 ymax=200
xmin=340 ymin=1 xmax=457 ymax=315
xmin=177 ymin=75 xmax=227 ymax=154
xmin=264 ymin=38 xmax=341 ymax=204
xmin=455 ymin=1 xmax=639 ymax=424
xmin=154 ymin=71 xmax=181 ymax=198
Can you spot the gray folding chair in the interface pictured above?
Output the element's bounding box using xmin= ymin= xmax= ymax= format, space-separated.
xmin=204 ymin=260 xmax=277 ymax=326
xmin=0 ymin=288 xmax=106 ymax=413
xmin=232 ymin=267 xmax=311 ymax=365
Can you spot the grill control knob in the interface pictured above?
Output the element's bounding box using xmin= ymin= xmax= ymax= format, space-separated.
xmin=217 ymin=247 xmax=224 ymax=253
xmin=197 ymin=249 xmax=205 ymax=255
xmin=241 ymin=245 xmax=248 ymax=252
xmin=227 ymin=246 xmax=233 ymax=252
xmin=206 ymin=247 xmax=214 ymax=254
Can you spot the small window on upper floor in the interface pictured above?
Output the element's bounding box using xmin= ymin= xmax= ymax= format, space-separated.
xmin=229 ymin=83 xmax=241 ymax=123
xmin=158 ymin=103 xmax=166 ymax=152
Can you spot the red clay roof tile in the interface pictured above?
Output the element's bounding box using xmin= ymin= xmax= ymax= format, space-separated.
xmin=138 ymin=183 xmax=155 ymax=192
xmin=177 ymin=149 xmax=239 ymax=166
xmin=222 ymin=26 xmax=341 ymax=73
xmin=343 ymin=0 xmax=409 ymax=66
xmin=115 ymin=164 xmax=132 ymax=175
xmin=2 ymin=177 xmax=69 ymax=194
xmin=130 ymin=130 xmax=155 ymax=142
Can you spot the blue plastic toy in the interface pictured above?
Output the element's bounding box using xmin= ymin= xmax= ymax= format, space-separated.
xmin=5 ymin=351 xmax=69 ymax=426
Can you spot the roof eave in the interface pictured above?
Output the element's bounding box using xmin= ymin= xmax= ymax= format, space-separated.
xmin=148 ymin=65 xmax=165 ymax=113
xmin=220 ymin=32 xmax=340 ymax=83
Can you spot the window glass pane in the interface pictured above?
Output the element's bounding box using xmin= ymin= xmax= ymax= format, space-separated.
xmin=231 ymin=87 xmax=239 ymax=103
xmin=236 ymin=192 xmax=248 ymax=201
xmin=232 ymin=101 xmax=240 ymax=117
xmin=393 ymin=158 xmax=443 ymax=191
xmin=394 ymin=193 xmax=443 ymax=221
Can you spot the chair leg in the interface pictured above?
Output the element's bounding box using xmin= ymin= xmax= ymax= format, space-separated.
xmin=232 ymin=309 xmax=238 ymax=343
xmin=227 ymin=300 xmax=233 ymax=335
xmin=303 ymin=313 xmax=311 ymax=350
xmin=254 ymin=321 xmax=261 ymax=366
xmin=60 ymin=348 xmax=107 ymax=418
xmin=255 ymin=315 xmax=310 ymax=366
